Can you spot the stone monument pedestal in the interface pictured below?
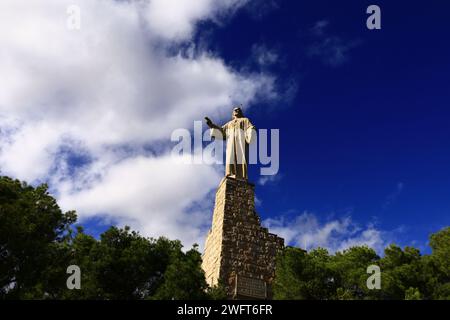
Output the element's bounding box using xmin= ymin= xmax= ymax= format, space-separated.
xmin=201 ymin=176 xmax=284 ymax=299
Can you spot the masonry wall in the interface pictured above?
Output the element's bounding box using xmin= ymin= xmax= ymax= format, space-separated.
xmin=201 ymin=177 xmax=284 ymax=299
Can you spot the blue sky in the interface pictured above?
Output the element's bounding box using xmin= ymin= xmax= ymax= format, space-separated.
xmin=1 ymin=0 xmax=449 ymax=254
xmin=221 ymin=0 xmax=450 ymax=252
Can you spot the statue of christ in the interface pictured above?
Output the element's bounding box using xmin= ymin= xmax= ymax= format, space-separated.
xmin=205 ymin=107 xmax=256 ymax=181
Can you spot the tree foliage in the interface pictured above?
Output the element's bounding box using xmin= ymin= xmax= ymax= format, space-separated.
xmin=0 ymin=176 xmax=212 ymax=300
xmin=274 ymin=228 xmax=450 ymax=300
xmin=1 ymin=176 xmax=449 ymax=300
xmin=0 ymin=176 xmax=76 ymax=298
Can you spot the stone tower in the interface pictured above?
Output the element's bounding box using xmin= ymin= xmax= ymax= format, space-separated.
xmin=201 ymin=176 xmax=284 ymax=299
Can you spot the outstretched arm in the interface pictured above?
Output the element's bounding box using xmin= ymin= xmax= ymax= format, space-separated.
xmin=205 ymin=117 xmax=226 ymax=140
xmin=204 ymin=117 xmax=221 ymax=130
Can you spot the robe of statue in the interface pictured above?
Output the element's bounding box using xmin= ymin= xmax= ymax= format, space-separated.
xmin=211 ymin=117 xmax=256 ymax=180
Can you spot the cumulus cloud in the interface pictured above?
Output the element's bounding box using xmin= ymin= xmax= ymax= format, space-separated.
xmin=263 ymin=212 xmax=391 ymax=254
xmin=0 ymin=0 xmax=275 ymax=247
xmin=144 ymin=0 xmax=249 ymax=41
xmin=58 ymin=153 xmax=222 ymax=248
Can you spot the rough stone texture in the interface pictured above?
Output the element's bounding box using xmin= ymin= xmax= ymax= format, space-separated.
xmin=201 ymin=176 xmax=284 ymax=299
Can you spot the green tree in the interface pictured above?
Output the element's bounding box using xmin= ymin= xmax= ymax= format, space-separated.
xmin=152 ymin=244 xmax=209 ymax=299
xmin=2 ymin=175 xmax=449 ymax=300
xmin=273 ymin=247 xmax=308 ymax=299
xmin=273 ymin=241 xmax=448 ymax=300
xmin=331 ymin=246 xmax=380 ymax=299
xmin=274 ymin=247 xmax=337 ymax=299
xmin=405 ymin=287 xmax=421 ymax=300
xmin=0 ymin=176 xmax=216 ymax=300
xmin=66 ymin=227 xmax=207 ymax=300
xmin=92 ymin=227 xmax=172 ymax=299
xmin=427 ymin=227 xmax=450 ymax=299
xmin=206 ymin=281 xmax=228 ymax=300
xmin=378 ymin=245 xmax=426 ymax=299
xmin=0 ymin=176 xmax=76 ymax=299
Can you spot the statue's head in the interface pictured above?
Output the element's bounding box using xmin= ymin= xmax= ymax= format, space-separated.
xmin=232 ymin=107 xmax=243 ymax=119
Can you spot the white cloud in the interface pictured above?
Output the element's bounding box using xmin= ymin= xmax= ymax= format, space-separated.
xmin=0 ymin=0 xmax=274 ymax=150
xmin=0 ymin=0 xmax=275 ymax=246
xmin=0 ymin=121 xmax=61 ymax=181
xmin=252 ymin=44 xmax=278 ymax=66
xmin=58 ymin=153 xmax=222 ymax=248
xmin=307 ymin=20 xmax=361 ymax=67
xmin=258 ymin=173 xmax=281 ymax=186
xmin=144 ymin=0 xmax=249 ymax=41
xmin=264 ymin=212 xmax=389 ymax=254
xmin=310 ymin=19 xmax=329 ymax=36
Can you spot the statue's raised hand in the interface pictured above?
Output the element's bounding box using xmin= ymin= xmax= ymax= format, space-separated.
xmin=205 ymin=117 xmax=214 ymax=128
